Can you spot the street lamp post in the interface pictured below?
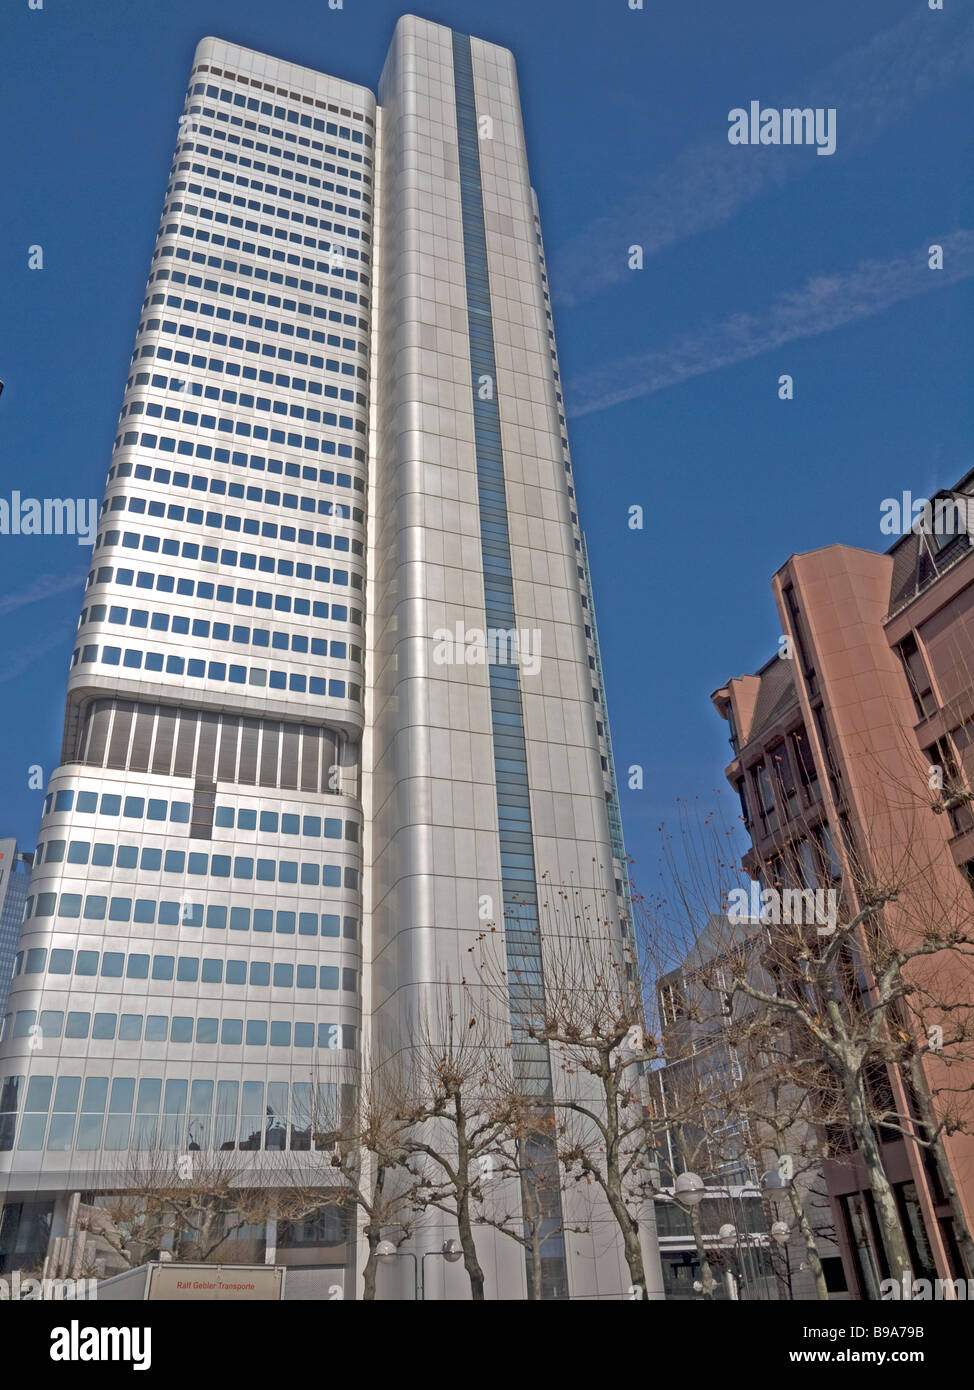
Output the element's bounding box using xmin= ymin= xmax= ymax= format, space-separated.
xmin=376 ymin=1238 xmax=463 ymax=1301
xmin=762 ymin=1167 xmax=796 ymax=1301
xmin=771 ymin=1219 xmax=794 ymax=1300
xmin=651 ymin=1172 xmax=711 ymax=1300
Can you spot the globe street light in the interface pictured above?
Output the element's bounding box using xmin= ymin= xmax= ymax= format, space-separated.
xmin=372 ymin=1239 xmax=462 ymax=1298
xmin=761 ymin=1168 xmax=789 ymax=1192
xmin=674 ymin=1171 xmax=706 ymax=1206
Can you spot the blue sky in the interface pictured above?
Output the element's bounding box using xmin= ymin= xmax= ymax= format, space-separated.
xmin=0 ymin=0 xmax=971 ymax=905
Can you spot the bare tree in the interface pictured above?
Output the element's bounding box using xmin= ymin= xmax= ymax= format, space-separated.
xmin=393 ymin=991 xmax=514 ymax=1301
xmin=472 ymin=877 xmax=665 ymax=1300
xmin=470 ymin=1090 xmax=586 ymax=1301
xmin=83 ymin=1148 xmax=327 ymax=1270
xmin=653 ymin=793 xmax=974 ymax=1291
xmin=311 ymin=1054 xmax=423 ymax=1300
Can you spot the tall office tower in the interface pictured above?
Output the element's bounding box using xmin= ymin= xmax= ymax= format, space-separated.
xmin=0 ymin=842 xmax=33 ymax=1019
xmin=0 ymin=17 xmax=656 ymax=1299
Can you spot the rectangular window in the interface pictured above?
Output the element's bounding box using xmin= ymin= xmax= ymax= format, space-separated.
xmin=791 ymin=725 xmax=821 ymax=804
xmin=925 ymin=735 xmax=974 ymax=836
xmin=815 ymin=822 xmax=842 ymax=882
xmin=47 ymin=1076 xmax=81 ymax=1151
xmin=896 ymin=634 xmax=936 ymax=721
xmin=813 ymin=706 xmax=843 ymax=798
xmin=783 ymin=585 xmax=817 ymax=695
xmin=751 ymin=762 xmax=778 ymax=835
xmin=769 ymin=741 xmax=798 ymax=821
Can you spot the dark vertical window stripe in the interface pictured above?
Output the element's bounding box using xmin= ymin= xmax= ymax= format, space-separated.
xmin=452 ymin=30 xmax=568 ymax=1300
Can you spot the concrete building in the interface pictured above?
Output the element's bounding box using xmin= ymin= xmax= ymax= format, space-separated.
xmin=0 ymin=18 xmax=653 ymax=1299
xmin=711 ymin=471 xmax=974 ymax=1298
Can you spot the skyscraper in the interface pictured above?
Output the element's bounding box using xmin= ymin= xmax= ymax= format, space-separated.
xmin=0 ymin=17 xmax=654 ymax=1299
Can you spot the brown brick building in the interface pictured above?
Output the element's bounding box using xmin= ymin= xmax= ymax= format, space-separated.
xmin=712 ymin=473 xmax=974 ymax=1297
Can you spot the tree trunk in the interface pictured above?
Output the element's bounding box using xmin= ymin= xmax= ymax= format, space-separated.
xmin=844 ymin=1072 xmax=914 ymax=1286
xmin=787 ymin=1182 xmax=829 ymax=1300
xmin=598 ymin=1148 xmax=646 ymax=1295
xmin=456 ymin=1190 xmax=486 ymax=1300
xmin=689 ymin=1201 xmax=716 ymax=1298
xmin=453 ymin=1096 xmax=486 ymax=1300
xmin=601 ymin=1061 xmax=647 ymax=1296
xmin=529 ymin=1230 xmax=544 ymax=1301
xmin=362 ymin=1229 xmax=381 ymax=1301
xmin=523 ymin=1178 xmax=545 ymax=1301
xmin=361 ymin=1163 xmax=387 ymax=1301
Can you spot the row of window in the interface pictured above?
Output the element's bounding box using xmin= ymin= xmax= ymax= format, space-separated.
xmin=22 ymin=892 xmax=356 ymax=934
xmin=114 ymin=436 xmax=365 ymax=486
xmin=134 ymin=366 xmax=360 ymax=405
xmin=11 ymin=946 xmax=356 ymax=991
xmin=79 ymin=605 xmax=359 ymax=664
xmin=148 ymin=273 xmax=364 ymax=328
xmin=135 ymin=312 xmax=366 ymax=369
xmin=5 ymin=1010 xmax=354 ymax=1048
xmin=122 ymin=394 xmax=362 ymax=434
xmin=94 ymin=529 xmax=360 ymax=590
xmin=177 ymin=171 xmax=367 ymax=236
xmin=83 ymin=583 xmax=355 ymax=629
xmin=105 ymin=478 xmax=361 ymax=534
xmin=21 ymin=900 xmax=358 ymax=945
xmin=159 ymin=216 xmax=366 ymax=273
xmin=70 ymin=642 xmax=360 ymax=700
xmin=139 ymin=294 xmax=365 ymax=399
xmin=187 ymin=87 xmax=373 ymax=137
xmin=102 ymin=497 xmax=360 ymax=558
xmin=757 ymin=822 xmax=843 ymax=894
xmin=40 ymin=788 xmax=358 ymax=840
xmin=191 ymin=59 xmax=374 ymax=130
xmin=188 ymin=92 xmax=372 ymax=150
xmin=163 ymin=215 xmax=365 ymax=273
xmin=184 ymin=129 xmax=371 ymax=182
xmin=181 ymin=159 xmax=367 ymax=216
xmin=114 ymin=424 xmax=365 ymax=476
xmin=112 ymin=450 xmax=364 ymax=493
xmin=742 ymin=723 xmax=827 ymax=836
xmin=180 ymin=139 xmax=366 ymax=202
xmin=168 ymin=141 xmax=370 ymax=235
xmin=0 ymin=1073 xmax=349 ymax=1154
xmin=127 ymin=362 xmax=363 ymax=427
xmin=34 ymin=841 xmax=357 ymax=885
xmin=162 ymin=182 xmax=368 ymax=277
xmin=160 ymin=239 xmax=364 ymax=290
xmin=44 ymin=789 xmax=187 ymax=819
xmin=85 ymin=568 xmax=358 ymax=628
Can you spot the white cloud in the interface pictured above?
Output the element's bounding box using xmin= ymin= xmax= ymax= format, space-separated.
xmin=551 ymin=8 xmax=974 ymax=308
xmin=0 ymin=567 xmax=86 ymax=619
xmin=568 ymin=232 xmax=974 ymax=416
